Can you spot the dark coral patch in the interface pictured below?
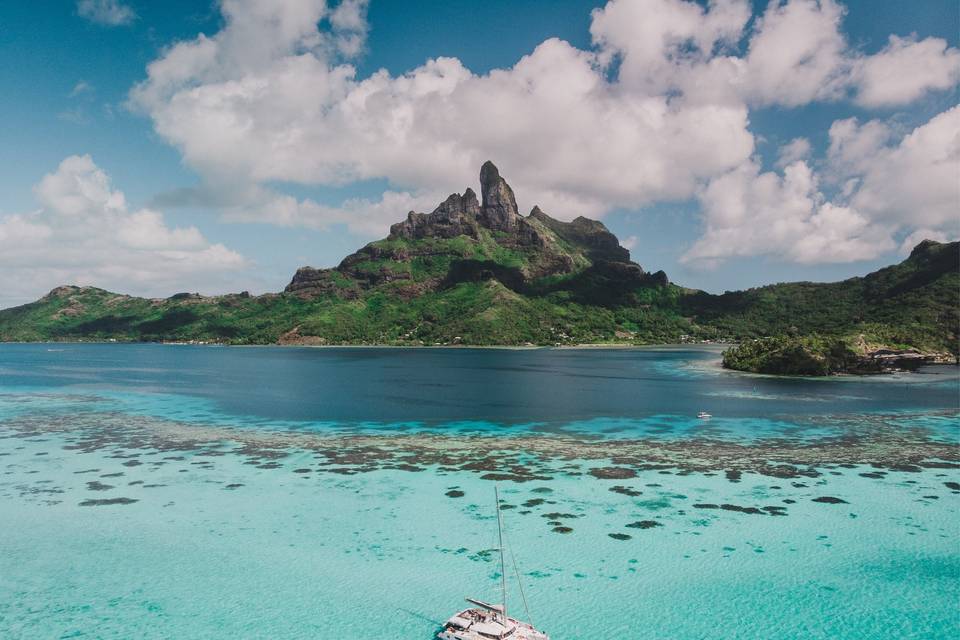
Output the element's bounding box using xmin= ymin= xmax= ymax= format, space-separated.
xmin=480 ymin=473 xmax=545 ymax=482
xmin=79 ymin=497 xmax=138 ymax=506
xmin=445 ymin=490 xmax=465 ymax=498
xmin=589 ymin=467 xmax=636 ymax=480
xmin=86 ymin=481 xmax=113 ymax=491
xmin=626 ymin=520 xmax=662 ymax=529
xmin=552 ymin=526 xmax=573 ymax=534
xmin=608 ymin=533 xmax=632 ymax=540
xmin=542 ymin=512 xmax=579 ymax=520
xmin=812 ymin=496 xmax=848 ymax=504
xmin=889 ymin=464 xmax=921 ymax=472
xmin=609 ymin=485 xmax=643 ymax=497
xmin=720 ymin=504 xmax=764 ymax=515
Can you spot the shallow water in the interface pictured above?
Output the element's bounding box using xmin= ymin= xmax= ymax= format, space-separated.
xmin=0 ymin=344 xmax=957 ymax=639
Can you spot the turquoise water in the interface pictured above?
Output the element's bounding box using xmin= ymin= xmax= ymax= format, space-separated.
xmin=0 ymin=344 xmax=958 ymax=639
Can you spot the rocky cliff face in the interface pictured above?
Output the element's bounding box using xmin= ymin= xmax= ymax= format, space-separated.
xmin=389 ymin=189 xmax=482 ymax=241
xmin=477 ymin=160 xmax=520 ymax=232
xmin=285 ymin=161 xmax=660 ymax=298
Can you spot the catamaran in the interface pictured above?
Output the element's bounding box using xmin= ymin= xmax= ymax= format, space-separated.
xmin=437 ymin=486 xmax=550 ymax=640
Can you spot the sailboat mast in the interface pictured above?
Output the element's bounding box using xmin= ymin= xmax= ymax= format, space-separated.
xmin=495 ymin=484 xmax=507 ymax=627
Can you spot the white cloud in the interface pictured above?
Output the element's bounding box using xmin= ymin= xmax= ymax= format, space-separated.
xmin=776 ymin=137 xmax=812 ymax=168
xmin=831 ymin=107 xmax=960 ymax=229
xmin=69 ymin=81 xmax=93 ymax=97
xmin=685 ymin=107 xmax=960 ymax=264
xmin=130 ymin=28 xmax=756 ymax=223
xmin=328 ymin=0 xmax=369 ymax=58
xmin=128 ymin=0 xmax=758 ymax=232
xmin=219 ymin=184 xmax=447 ymax=237
xmin=592 ymin=0 xmax=960 ymax=109
xmin=77 ymin=0 xmax=135 ymax=26
xmin=127 ymin=0 xmax=959 ymax=264
xmin=684 ymin=158 xmax=896 ymax=264
xmin=589 ymin=0 xmax=750 ymax=99
xmin=853 ymin=35 xmax=960 ymax=108
xmin=35 ymin=155 xmax=127 ymax=216
xmin=740 ymin=0 xmax=850 ymax=106
xmin=0 ymin=155 xmax=246 ymax=306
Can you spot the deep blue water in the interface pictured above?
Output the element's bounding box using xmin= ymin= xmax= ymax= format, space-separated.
xmin=0 ymin=343 xmax=955 ymax=429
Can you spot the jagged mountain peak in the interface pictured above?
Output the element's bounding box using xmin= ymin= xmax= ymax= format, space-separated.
xmin=286 ymin=161 xmax=656 ymax=300
xmin=478 ymin=160 xmax=520 ymax=230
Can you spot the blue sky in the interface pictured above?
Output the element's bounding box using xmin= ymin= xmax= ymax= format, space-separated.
xmin=0 ymin=0 xmax=957 ymax=306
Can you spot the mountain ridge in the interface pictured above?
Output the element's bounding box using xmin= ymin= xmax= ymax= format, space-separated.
xmin=1 ymin=162 xmax=957 ymax=373
xmin=283 ymin=161 xmax=664 ymax=301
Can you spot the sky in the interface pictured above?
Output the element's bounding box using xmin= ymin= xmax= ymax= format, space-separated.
xmin=0 ymin=0 xmax=957 ymax=307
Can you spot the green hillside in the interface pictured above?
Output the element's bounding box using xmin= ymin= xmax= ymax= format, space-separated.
xmin=1 ymin=162 xmax=957 ymax=373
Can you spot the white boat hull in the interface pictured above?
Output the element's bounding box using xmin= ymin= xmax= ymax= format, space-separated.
xmin=438 ymin=607 xmax=550 ymax=640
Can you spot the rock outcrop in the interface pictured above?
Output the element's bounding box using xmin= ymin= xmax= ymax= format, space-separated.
xmin=389 ymin=189 xmax=481 ymax=240
xmin=529 ymin=208 xmax=630 ymax=263
xmin=477 ymin=160 xmax=520 ymax=232
xmin=285 ymin=161 xmax=655 ymax=298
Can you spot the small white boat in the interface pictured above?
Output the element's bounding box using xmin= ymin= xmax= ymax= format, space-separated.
xmin=438 ymin=487 xmax=550 ymax=640
xmin=438 ymin=600 xmax=549 ymax=640
xmin=697 ymin=411 xmax=712 ymax=419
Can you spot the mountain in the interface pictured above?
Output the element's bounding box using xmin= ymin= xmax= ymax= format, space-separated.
xmin=714 ymin=239 xmax=959 ymax=373
xmin=283 ymin=161 xmax=668 ymax=305
xmin=0 ymin=161 xmax=957 ymax=372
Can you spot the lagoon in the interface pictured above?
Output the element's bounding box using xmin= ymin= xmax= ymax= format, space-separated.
xmin=0 ymin=344 xmax=957 ymax=639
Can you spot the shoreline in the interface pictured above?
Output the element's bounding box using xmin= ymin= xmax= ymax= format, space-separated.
xmin=0 ymin=339 xmax=733 ymax=351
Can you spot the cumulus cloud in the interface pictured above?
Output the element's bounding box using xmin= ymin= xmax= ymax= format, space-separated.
xmin=130 ymin=16 xmax=754 ymax=224
xmin=684 ymin=158 xmax=896 ymax=264
xmin=853 ymin=35 xmax=960 ymax=108
xmin=128 ymin=0 xmax=959 ymax=264
xmin=77 ymin=0 xmax=136 ymax=26
xmin=218 ymin=184 xmax=448 ymax=237
xmin=0 ymin=156 xmax=246 ymax=307
xmin=830 ymin=107 xmax=960 ymax=229
xmin=740 ymin=0 xmax=850 ymax=106
xmin=685 ymin=108 xmax=960 ymax=264
xmin=328 ymin=0 xmax=369 ymax=57
xmin=776 ymin=137 xmax=812 ymax=168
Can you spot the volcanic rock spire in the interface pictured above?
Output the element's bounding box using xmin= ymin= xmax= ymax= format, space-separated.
xmin=478 ymin=161 xmax=520 ymax=232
